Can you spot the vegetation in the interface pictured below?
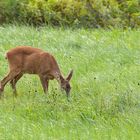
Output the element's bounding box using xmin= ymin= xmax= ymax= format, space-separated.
xmin=0 ymin=25 xmax=140 ymax=139
xmin=0 ymin=0 xmax=140 ymax=28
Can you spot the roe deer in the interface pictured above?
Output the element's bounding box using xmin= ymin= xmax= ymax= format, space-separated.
xmin=0 ymin=46 xmax=73 ymax=98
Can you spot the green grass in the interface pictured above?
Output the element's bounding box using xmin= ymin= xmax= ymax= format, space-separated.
xmin=0 ymin=25 xmax=140 ymax=140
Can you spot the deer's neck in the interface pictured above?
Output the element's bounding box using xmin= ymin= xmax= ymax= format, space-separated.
xmin=53 ymin=71 xmax=63 ymax=85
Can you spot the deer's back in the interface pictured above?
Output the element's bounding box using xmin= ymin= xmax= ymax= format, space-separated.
xmin=6 ymin=46 xmax=43 ymax=71
xmin=7 ymin=46 xmax=43 ymax=56
xmin=6 ymin=46 xmax=60 ymax=75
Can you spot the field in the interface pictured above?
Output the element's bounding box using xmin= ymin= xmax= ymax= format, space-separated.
xmin=0 ymin=25 xmax=140 ymax=140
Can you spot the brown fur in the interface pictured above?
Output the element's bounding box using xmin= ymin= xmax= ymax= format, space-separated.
xmin=0 ymin=46 xmax=73 ymax=97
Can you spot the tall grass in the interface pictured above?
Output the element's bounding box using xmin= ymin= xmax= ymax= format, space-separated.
xmin=0 ymin=25 xmax=140 ymax=139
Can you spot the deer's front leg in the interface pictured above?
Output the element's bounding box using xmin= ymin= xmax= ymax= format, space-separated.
xmin=39 ymin=75 xmax=49 ymax=94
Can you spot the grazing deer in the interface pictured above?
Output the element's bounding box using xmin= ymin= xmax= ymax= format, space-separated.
xmin=0 ymin=46 xmax=73 ymax=98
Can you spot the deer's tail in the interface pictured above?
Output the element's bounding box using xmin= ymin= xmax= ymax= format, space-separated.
xmin=4 ymin=52 xmax=8 ymax=59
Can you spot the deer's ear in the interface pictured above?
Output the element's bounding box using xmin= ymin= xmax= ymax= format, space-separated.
xmin=60 ymin=75 xmax=65 ymax=83
xmin=66 ymin=70 xmax=73 ymax=81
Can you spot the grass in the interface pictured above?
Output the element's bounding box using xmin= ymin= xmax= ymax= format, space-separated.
xmin=0 ymin=25 xmax=140 ymax=140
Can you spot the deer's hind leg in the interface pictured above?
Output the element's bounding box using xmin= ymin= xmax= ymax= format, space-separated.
xmin=10 ymin=73 xmax=23 ymax=96
xmin=0 ymin=69 xmax=21 ymax=95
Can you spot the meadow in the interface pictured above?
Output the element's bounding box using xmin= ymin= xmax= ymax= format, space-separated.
xmin=0 ymin=25 xmax=140 ymax=140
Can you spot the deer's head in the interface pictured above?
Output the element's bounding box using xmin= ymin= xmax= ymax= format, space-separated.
xmin=59 ymin=70 xmax=73 ymax=97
